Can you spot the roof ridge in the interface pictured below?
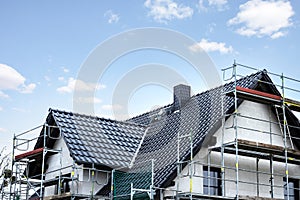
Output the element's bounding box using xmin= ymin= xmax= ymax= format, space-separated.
xmin=48 ymin=108 xmax=147 ymax=128
xmin=128 ymin=103 xmax=173 ymax=121
xmin=49 ymin=70 xmax=266 ymax=127
xmin=128 ymin=69 xmax=266 ymax=121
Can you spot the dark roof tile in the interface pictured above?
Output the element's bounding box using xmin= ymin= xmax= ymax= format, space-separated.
xmin=129 ymin=70 xmax=267 ymax=187
xmin=47 ymin=109 xmax=146 ymax=168
xmin=38 ymin=70 xmax=291 ymax=194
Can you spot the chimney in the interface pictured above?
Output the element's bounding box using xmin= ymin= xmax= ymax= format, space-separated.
xmin=173 ymin=84 xmax=191 ymax=110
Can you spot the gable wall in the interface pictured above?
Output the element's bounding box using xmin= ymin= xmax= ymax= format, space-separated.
xmin=44 ymin=136 xmax=74 ymax=196
xmin=43 ymin=136 xmax=110 ymax=197
xmin=167 ymin=100 xmax=300 ymax=198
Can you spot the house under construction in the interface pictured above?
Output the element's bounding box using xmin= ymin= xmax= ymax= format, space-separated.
xmin=1 ymin=62 xmax=300 ymax=200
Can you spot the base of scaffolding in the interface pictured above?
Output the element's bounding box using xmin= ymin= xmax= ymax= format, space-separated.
xmin=43 ymin=192 xmax=105 ymax=200
xmin=165 ymin=192 xmax=235 ymax=200
xmin=165 ymin=193 xmax=284 ymax=200
xmin=239 ymin=196 xmax=283 ymax=200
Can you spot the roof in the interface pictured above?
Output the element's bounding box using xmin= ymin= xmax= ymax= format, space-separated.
xmin=30 ymin=69 xmax=300 ymax=192
xmin=35 ymin=109 xmax=146 ymax=169
xmin=131 ymin=71 xmax=300 ymax=188
xmin=127 ymin=69 xmax=286 ymax=188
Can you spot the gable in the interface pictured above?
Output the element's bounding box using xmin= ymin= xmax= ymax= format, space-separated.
xmin=130 ymin=70 xmax=269 ymax=188
xmin=51 ymin=109 xmax=146 ymax=169
xmin=31 ymin=109 xmax=146 ymax=171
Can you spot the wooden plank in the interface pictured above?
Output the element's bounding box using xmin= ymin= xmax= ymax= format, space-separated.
xmin=227 ymin=86 xmax=300 ymax=112
xmin=237 ymin=139 xmax=284 ymax=152
xmin=220 ymin=146 xmax=300 ymax=165
xmin=226 ymin=86 xmax=282 ymax=105
xmin=237 ymin=139 xmax=285 ymax=157
xmin=179 ymin=193 xmax=235 ymax=199
xmin=236 ymin=86 xmax=282 ymax=101
xmin=239 ymin=195 xmax=283 ymax=200
xmin=43 ymin=192 xmax=71 ymax=200
xmin=15 ymin=148 xmax=43 ymax=161
xmin=237 ymin=139 xmax=300 ymax=159
xmin=213 ymin=139 xmax=300 ymax=164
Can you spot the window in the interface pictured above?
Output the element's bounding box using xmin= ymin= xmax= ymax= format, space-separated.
xmin=284 ymin=178 xmax=299 ymax=200
xmin=203 ymin=166 xmax=222 ymax=195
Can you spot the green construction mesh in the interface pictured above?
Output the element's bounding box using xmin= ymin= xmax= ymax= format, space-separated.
xmin=113 ymin=160 xmax=153 ymax=200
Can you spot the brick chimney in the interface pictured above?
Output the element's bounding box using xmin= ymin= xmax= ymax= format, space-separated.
xmin=173 ymin=84 xmax=191 ymax=110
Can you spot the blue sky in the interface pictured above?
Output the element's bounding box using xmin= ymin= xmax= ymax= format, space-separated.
xmin=0 ymin=0 xmax=300 ymax=153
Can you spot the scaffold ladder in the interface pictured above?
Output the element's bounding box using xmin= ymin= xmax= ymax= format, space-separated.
xmin=274 ymin=106 xmax=294 ymax=149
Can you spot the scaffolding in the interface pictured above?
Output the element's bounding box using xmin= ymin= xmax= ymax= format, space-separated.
xmin=219 ymin=62 xmax=300 ymax=199
xmin=176 ymin=129 xmax=194 ymax=200
xmin=3 ymin=123 xmax=111 ymax=200
xmin=0 ymin=147 xmax=11 ymax=199
xmin=166 ymin=62 xmax=300 ymax=200
xmin=2 ymin=62 xmax=300 ymax=200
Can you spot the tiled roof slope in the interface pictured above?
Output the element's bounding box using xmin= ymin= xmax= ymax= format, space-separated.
xmin=49 ymin=109 xmax=146 ymax=168
xmin=129 ymin=104 xmax=173 ymax=126
xmin=130 ymin=70 xmax=271 ymax=188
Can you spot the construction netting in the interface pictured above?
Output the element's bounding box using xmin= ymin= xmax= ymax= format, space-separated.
xmin=112 ymin=160 xmax=154 ymax=200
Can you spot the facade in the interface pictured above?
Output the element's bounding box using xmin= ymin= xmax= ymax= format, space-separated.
xmin=169 ymin=99 xmax=299 ymax=199
xmin=4 ymin=64 xmax=300 ymax=200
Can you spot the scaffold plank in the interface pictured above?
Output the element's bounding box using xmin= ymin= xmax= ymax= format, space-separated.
xmin=227 ymin=86 xmax=300 ymax=112
xmin=211 ymin=139 xmax=300 ymax=164
xmin=237 ymin=139 xmax=300 ymax=158
xmin=236 ymin=86 xmax=282 ymax=101
xmin=179 ymin=193 xmax=235 ymax=199
xmin=239 ymin=195 xmax=284 ymax=200
xmin=15 ymin=147 xmax=44 ymax=161
xmin=227 ymin=86 xmax=282 ymax=105
xmin=43 ymin=192 xmax=71 ymax=200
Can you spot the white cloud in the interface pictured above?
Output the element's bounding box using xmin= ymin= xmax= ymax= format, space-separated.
xmin=189 ymin=39 xmax=233 ymax=54
xmin=20 ymin=83 xmax=36 ymax=94
xmin=198 ymin=0 xmax=228 ymax=11
xmin=0 ymin=91 xmax=9 ymax=99
xmin=101 ymin=104 xmax=123 ymax=111
xmin=208 ymin=0 xmax=227 ymax=6
xmin=197 ymin=0 xmax=207 ymax=11
xmin=228 ymin=0 xmax=294 ymax=39
xmin=144 ymin=0 xmax=193 ymax=23
xmin=57 ymin=77 xmax=106 ymax=94
xmin=75 ymin=97 xmax=102 ymax=104
xmin=0 ymin=128 xmax=6 ymax=133
xmin=208 ymin=0 xmax=228 ymax=10
xmin=270 ymin=31 xmax=286 ymax=39
xmin=58 ymin=77 xmax=65 ymax=81
xmin=62 ymin=67 xmax=69 ymax=73
xmin=0 ymin=64 xmax=36 ymax=94
xmin=0 ymin=106 xmax=2 ymax=111
xmin=0 ymin=64 xmax=25 ymax=90
xmin=104 ymin=10 xmax=120 ymax=24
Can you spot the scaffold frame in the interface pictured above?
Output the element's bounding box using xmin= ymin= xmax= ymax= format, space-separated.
xmin=2 ymin=61 xmax=300 ymax=200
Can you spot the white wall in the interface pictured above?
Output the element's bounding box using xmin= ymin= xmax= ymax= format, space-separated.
xmin=44 ymin=136 xmax=110 ymax=197
xmin=166 ymin=100 xmax=300 ymax=199
xmin=44 ymin=136 xmax=73 ymax=196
